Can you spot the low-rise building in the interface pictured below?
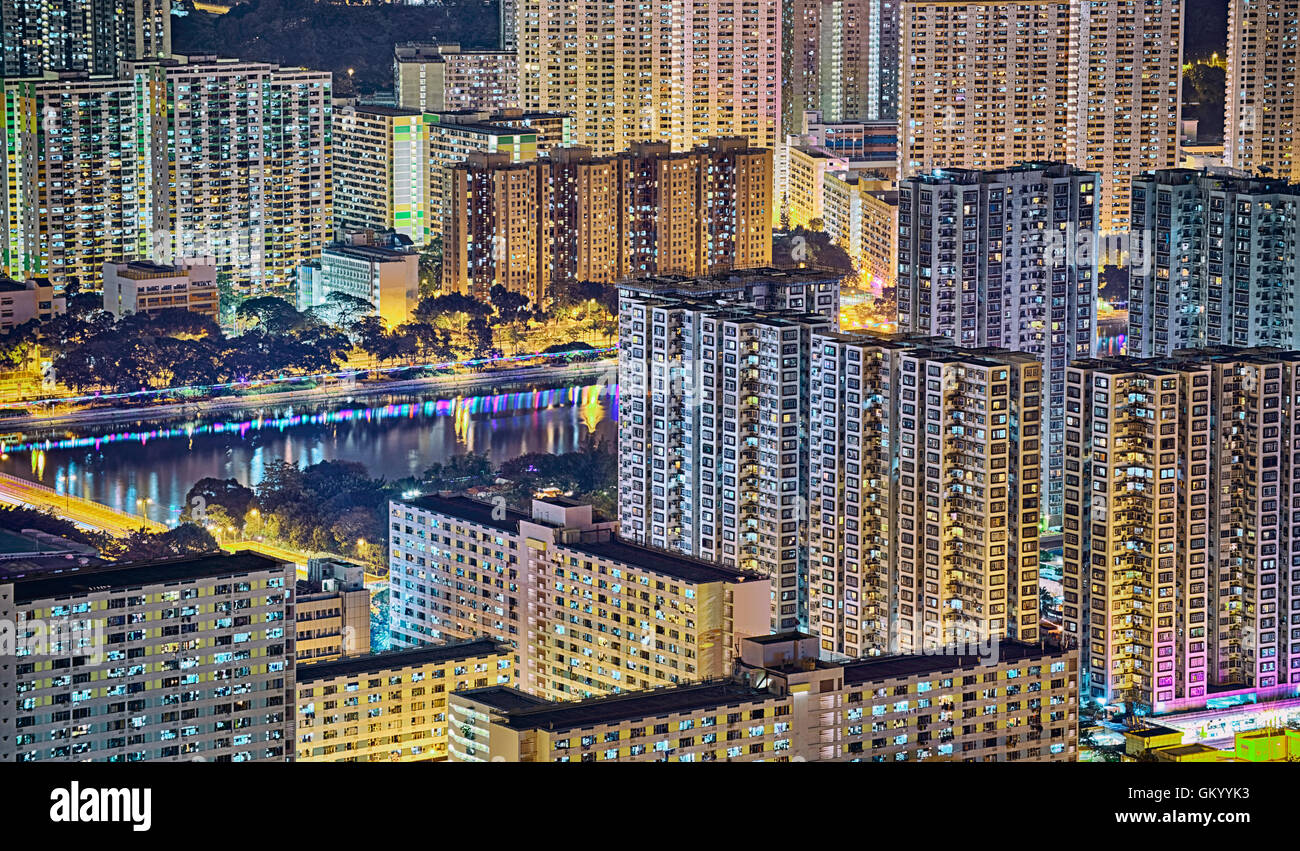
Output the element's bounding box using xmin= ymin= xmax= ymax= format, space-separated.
xmin=101 ymin=260 xmax=218 ymax=320
xmin=295 ymin=638 xmax=512 ymax=762
xmin=388 ymin=495 xmax=772 ymax=702
xmin=297 ymin=230 xmax=419 ymax=328
xmin=448 ymin=632 xmax=1078 ymax=762
xmin=0 ymin=276 xmax=63 ymax=331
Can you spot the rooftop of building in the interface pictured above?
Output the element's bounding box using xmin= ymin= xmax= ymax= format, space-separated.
xmin=461 ymin=681 xmax=776 ymax=732
xmin=1070 ymin=346 xmax=1300 ymax=375
xmin=341 ymin=103 xmax=423 ymax=118
xmin=565 ymin=537 xmax=759 ymax=585
xmin=1124 ymin=723 xmax=1183 ymax=740
xmin=903 ymin=161 xmax=1095 ymax=185
xmin=397 ymin=493 xmax=760 ymax=585
xmin=7 ymin=550 xmax=288 ymax=604
xmin=840 ymin=639 xmax=1070 ymax=685
xmin=323 ymin=242 xmax=416 ymax=262
xmin=296 ymin=639 xmax=509 ymax=684
xmin=1135 ymin=167 xmax=1300 ymax=195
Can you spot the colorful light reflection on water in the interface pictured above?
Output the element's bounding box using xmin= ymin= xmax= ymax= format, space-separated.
xmin=1 ymin=381 xmax=619 ymax=525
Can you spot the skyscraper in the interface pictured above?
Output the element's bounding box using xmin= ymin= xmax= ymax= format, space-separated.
xmin=1063 ymin=349 xmax=1300 ymax=713
xmin=1 ymin=72 xmax=160 ymax=288
xmin=1225 ymin=0 xmax=1300 ymax=182
xmin=1128 ymin=169 xmax=1300 ymax=357
xmin=899 ymin=0 xmax=1072 ymax=175
xmin=810 ymin=334 xmax=1044 ymax=656
xmin=333 ymin=104 xmax=431 ymax=246
xmin=781 ymin=0 xmax=901 ymax=139
xmin=1065 ymin=0 xmax=1183 ymax=233
xmin=442 ymin=139 xmax=773 ymax=304
xmin=0 ymin=0 xmax=170 ymax=77
xmin=899 ymin=0 xmax=1182 ymax=233
xmin=897 ymin=163 xmax=1099 ymax=527
xmin=393 ymin=43 xmax=520 ymax=114
xmin=517 ymin=0 xmax=780 ymax=155
xmin=618 ymin=278 xmax=841 ymax=630
xmin=133 ymin=56 xmax=334 ymax=292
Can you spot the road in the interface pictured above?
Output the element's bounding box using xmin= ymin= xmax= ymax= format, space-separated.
xmin=0 ymin=472 xmax=167 ymax=536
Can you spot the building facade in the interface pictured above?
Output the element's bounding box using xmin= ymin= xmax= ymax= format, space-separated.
xmin=394 ymin=43 xmax=520 ymax=114
xmin=897 ymin=163 xmax=1099 ymax=527
xmin=333 ymin=104 xmax=431 ymax=246
xmin=1128 ymin=169 xmax=1300 ymax=357
xmin=297 ymin=230 xmax=419 ymax=329
xmin=102 ymin=259 xmax=218 ymax=320
xmin=295 ymin=639 xmax=513 ymax=762
xmin=0 ymin=551 xmax=295 ymax=762
xmin=810 ymin=335 xmax=1044 ymax=657
xmin=899 ymin=0 xmax=1181 ymax=233
xmin=449 ymin=632 xmax=1078 ymax=762
xmin=1063 ymin=350 xmax=1300 ymax=713
xmin=617 ymin=287 xmax=837 ymax=631
xmin=1225 ymin=0 xmax=1300 ymax=182
xmin=517 ymin=0 xmax=781 ymax=155
xmin=0 ymin=0 xmax=170 ymax=77
xmin=387 ymin=495 xmax=772 ymax=702
xmin=442 ymin=139 xmax=773 ymax=304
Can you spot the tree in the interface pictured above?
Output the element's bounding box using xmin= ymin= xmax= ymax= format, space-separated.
xmin=418 ymin=236 xmax=443 ymax=298
xmin=422 ymin=452 xmax=495 ymax=490
xmin=322 ymin=291 xmax=375 ymax=334
xmin=236 ymin=296 xmax=304 ymax=335
xmin=115 ymin=523 xmax=220 ymax=563
xmin=183 ymin=477 xmax=256 ymax=529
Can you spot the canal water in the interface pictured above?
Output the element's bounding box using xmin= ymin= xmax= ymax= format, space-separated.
xmin=1 ymin=379 xmax=618 ymax=526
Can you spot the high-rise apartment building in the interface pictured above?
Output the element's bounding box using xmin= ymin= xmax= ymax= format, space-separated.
xmin=296 ymin=639 xmax=513 ymax=762
xmin=138 ymin=56 xmax=333 ymax=292
xmin=517 ymin=0 xmax=780 ymax=155
xmin=0 ymin=551 xmax=296 ymax=762
xmin=1129 ymin=169 xmax=1300 ymax=357
xmin=1066 ymin=0 xmax=1183 ymax=232
xmin=449 ymin=632 xmax=1078 ymax=762
xmin=899 ymin=1 xmax=1072 ymax=175
xmin=393 ymin=43 xmax=520 ymax=114
xmin=810 ymin=334 xmax=1044 ymax=657
xmin=900 ymin=0 xmax=1181 ymax=233
xmin=618 ymin=287 xmax=836 ymax=630
xmin=0 ymin=0 xmax=170 ymax=77
xmin=897 ymin=164 xmax=1099 ymax=527
xmin=333 ymin=104 xmax=430 ymax=246
xmin=1 ymin=72 xmax=161 ymax=288
xmin=781 ymin=0 xmax=901 ymax=138
xmin=442 ymin=139 xmax=773 ymax=304
xmin=1225 ymin=0 xmax=1300 ymax=182
xmin=387 ymin=495 xmax=772 ymax=702
xmin=1063 ymin=349 xmax=1300 ymax=713
xmin=3 ymin=57 xmax=331 ymax=293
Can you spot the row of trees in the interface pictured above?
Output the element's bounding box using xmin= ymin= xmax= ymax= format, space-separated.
xmin=0 ymin=272 xmax=623 ymax=395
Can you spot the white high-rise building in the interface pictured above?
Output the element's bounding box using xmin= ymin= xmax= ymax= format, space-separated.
xmin=617 ymin=273 xmax=841 ymax=631
xmin=1128 ymin=169 xmax=1300 ymax=357
xmin=897 ymin=163 xmax=1100 ymax=527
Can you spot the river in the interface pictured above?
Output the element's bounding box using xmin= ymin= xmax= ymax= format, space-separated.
xmin=1 ymin=376 xmax=619 ymax=526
